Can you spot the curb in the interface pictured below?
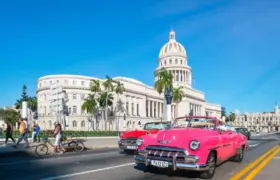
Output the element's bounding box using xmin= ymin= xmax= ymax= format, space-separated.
xmin=0 ymin=136 xmax=118 ymax=142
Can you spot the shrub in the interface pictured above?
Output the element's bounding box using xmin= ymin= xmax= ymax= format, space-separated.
xmin=0 ymin=130 xmax=119 ymax=139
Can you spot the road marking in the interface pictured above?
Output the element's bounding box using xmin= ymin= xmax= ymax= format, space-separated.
xmin=244 ymin=147 xmax=280 ymax=180
xmin=273 ymin=156 xmax=280 ymax=159
xmin=249 ymin=143 xmax=260 ymax=147
xmin=0 ymin=152 xmax=117 ymax=166
xmin=41 ymin=162 xmax=135 ymax=180
xmin=229 ymin=145 xmax=278 ymax=180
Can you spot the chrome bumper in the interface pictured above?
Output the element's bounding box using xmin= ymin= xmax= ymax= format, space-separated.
xmin=134 ymin=155 xmax=209 ymax=171
xmin=118 ymin=141 xmax=138 ymax=151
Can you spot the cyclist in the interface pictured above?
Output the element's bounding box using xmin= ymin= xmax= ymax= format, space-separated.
xmin=53 ymin=122 xmax=63 ymax=154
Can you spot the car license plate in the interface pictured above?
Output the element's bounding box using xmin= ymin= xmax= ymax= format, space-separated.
xmin=127 ymin=146 xmax=137 ymax=149
xmin=151 ymin=160 xmax=169 ymax=168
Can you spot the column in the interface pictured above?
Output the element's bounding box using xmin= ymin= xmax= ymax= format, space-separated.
xmin=159 ymin=102 xmax=162 ymax=118
xmin=147 ymin=100 xmax=150 ymax=117
xmin=151 ymin=100 xmax=154 ymax=118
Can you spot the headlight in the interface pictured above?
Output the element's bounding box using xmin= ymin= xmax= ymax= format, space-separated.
xmin=190 ymin=140 xmax=200 ymax=150
xmin=136 ymin=139 xmax=143 ymax=146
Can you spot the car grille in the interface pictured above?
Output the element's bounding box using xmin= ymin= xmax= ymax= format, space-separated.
xmin=120 ymin=138 xmax=138 ymax=145
xmin=145 ymin=146 xmax=187 ymax=162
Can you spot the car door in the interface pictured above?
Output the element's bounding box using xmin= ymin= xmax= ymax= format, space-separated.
xmin=217 ymin=130 xmax=231 ymax=161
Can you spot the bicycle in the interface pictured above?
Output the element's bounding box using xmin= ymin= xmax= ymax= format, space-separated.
xmin=35 ymin=135 xmax=85 ymax=156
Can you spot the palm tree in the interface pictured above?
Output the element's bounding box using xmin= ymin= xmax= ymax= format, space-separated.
xmin=154 ymin=68 xmax=173 ymax=94
xmin=154 ymin=68 xmax=173 ymax=120
xmin=82 ymin=94 xmax=98 ymax=130
xmin=114 ymin=81 xmax=125 ymax=130
xmin=173 ymin=86 xmax=184 ymax=118
xmin=98 ymin=92 xmax=114 ymax=130
xmin=90 ymin=79 xmax=102 ymax=94
xmin=102 ymin=76 xmax=115 ymax=130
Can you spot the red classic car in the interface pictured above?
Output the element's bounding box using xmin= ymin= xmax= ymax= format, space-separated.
xmin=118 ymin=121 xmax=171 ymax=153
xmin=135 ymin=116 xmax=248 ymax=179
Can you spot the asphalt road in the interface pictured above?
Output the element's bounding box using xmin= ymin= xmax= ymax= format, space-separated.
xmin=0 ymin=133 xmax=279 ymax=180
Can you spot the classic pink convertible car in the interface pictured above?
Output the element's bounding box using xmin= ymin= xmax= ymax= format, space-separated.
xmin=134 ymin=116 xmax=248 ymax=179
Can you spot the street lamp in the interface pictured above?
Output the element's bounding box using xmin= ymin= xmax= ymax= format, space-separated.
xmin=21 ymin=85 xmax=28 ymax=127
xmin=164 ymin=87 xmax=173 ymax=121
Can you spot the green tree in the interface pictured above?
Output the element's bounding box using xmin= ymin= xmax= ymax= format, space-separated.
xmin=90 ymin=79 xmax=102 ymax=94
xmin=102 ymin=76 xmax=115 ymax=130
xmin=0 ymin=108 xmax=20 ymax=125
xmin=173 ymin=86 xmax=184 ymax=118
xmin=221 ymin=106 xmax=226 ymax=118
xmin=82 ymin=94 xmax=98 ymax=130
xmin=154 ymin=68 xmax=173 ymax=94
xmin=228 ymin=112 xmax=236 ymax=122
xmin=114 ymin=81 xmax=125 ymax=130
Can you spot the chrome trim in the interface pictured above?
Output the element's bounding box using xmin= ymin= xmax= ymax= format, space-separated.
xmin=135 ymin=155 xmax=208 ymax=171
xmin=144 ymin=146 xmax=186 ymax=153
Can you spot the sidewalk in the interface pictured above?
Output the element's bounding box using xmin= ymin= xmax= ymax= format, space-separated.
xmin=249 ymin=147 xmax=280 ymax=180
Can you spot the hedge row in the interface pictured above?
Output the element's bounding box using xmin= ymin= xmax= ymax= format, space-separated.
xmin=0 ymin=130 xmax=119 ymax=138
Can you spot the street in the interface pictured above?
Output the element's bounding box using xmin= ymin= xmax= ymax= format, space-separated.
xmin=0 ymin=133 xmax=279 ymax=180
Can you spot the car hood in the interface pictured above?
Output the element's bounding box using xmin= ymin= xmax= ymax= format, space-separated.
xmin=120 ymin=129 xmax=161 ymax=139
xmin=143 ymin=128 xmax=217 ymax=147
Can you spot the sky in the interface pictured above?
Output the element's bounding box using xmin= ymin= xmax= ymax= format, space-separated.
xmin=0 ymin=0 xmax=279 ymax=114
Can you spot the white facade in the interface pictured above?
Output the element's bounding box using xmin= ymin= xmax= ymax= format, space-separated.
xmin=232 ymin=104 xmax=280 ymax=132
xmin=36 ymin=30 xmax=221 ymax=131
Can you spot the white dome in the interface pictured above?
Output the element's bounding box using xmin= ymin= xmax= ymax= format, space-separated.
xmin=113 ymin=77 xmax=145 ymax=86
xmin=159 ymin=30 xmax=187 ymax=58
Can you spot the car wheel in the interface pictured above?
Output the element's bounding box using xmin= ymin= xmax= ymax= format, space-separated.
xmin=200 ymin=151 xmax=216 ymax=179
xmin=232 ymin=146 xmax=244 ymax=162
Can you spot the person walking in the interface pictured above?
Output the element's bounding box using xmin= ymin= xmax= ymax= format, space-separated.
xmin=13 ymin=118 xmax=29 ymax=148
xmin=1 ymin=120 xmax=16 ymax=146
xmin=32 ymin=124 xmax=41 ymax=143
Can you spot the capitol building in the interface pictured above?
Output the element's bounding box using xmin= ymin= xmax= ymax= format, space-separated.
xmin=36 ymin=30 xmax=221 ymax=131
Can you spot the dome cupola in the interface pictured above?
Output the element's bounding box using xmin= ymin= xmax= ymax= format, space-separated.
xmin=158 ymin=30 xmax=187 ymax=58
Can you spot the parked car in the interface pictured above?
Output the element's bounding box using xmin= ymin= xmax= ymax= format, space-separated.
xmin=118 ymin=121 xmax=171 ymax=153
xmin=134 ymin=116 xmax=248 ymax=179
xmin=234 ymin=127 xmax=251 ymax=140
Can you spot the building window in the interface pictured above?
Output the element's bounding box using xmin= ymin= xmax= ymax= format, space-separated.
xmin=49 ymin=80 xmax=52 ymax=84
xmin=73 ymin=81 xmax=76 ymax=85
xmin=180 ymin=60 xmax=183 ymax=64
xmin=81 ymin=121 xmax=85 ymax=127
xmin=81 ymin=94 xmax=85 ymax=100
xmin=68 ymin=107 xmax=71 ymax=114
xmin=175 ymin=59 xmax=178 ymax=64
xmin=65 ymin=93 xmax=68 ymax=99
xmin=137 ymin=104 xmax=139 ymax=116
xmin=73 ymin=106 xmax=77 ymax=114
xmin=48 ymin=120 xmax=52 ymax=129
xmin=44 ymin=106 xmax=46 ymax=115
xmin=126 ymin=102 xmax=129 ymax=115
xmin=81 ymin=107 xmax=85 ymax=114
xmin=176 ymin=72 xmax=179 ymax=81
xmin=73 ymin=94 xmax=77 ymax=99
xmin=131 ymin=103 xmax=134 ymax=115
xmin=49 ymin=106 xmax=51 ymax=114
xmin=72 ymin=121 xmax=77 ymax=127
xmin=154 ymin=102 xmax=156 ymax=117
xmin=81 ymin=81 xmax=85 ymax=86
xmin=56 ymin=80 xmax=59 ymax=83
xmin=169 ymin=59 xmax=172 ymax=64
xmin=164 ymin=60 xmax=166 ymax=65
xmin=150 ymin=101 xmax=153 ymax=117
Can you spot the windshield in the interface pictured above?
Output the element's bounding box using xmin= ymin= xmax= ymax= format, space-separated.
xmin=172 ymin=117 xmax=216 ymax=130
xmin=143 ymin=122 xmax=171 ymax=130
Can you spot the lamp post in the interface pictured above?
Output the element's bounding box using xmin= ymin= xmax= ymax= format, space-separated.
xmin=21 ymin=85 xmax=28 ymax=127
xmin=164 ymin=87 xmax=173 ymax=121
